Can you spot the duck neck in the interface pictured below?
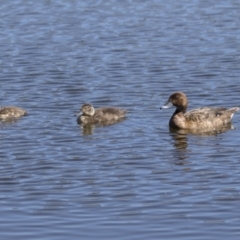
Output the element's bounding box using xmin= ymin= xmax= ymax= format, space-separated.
xmin=174 ymin=105 xmax=187 ymax=115
xmin=90 ymin=108 xmax=95 ymax=116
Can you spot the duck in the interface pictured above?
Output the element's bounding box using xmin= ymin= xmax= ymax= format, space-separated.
xmin=160 ymin=92 xmax=239 ymax=130
xmin=0 ymin=106 xmax=27 ymax=120
xmin=76 ymin=103 xmax=127 ymax=126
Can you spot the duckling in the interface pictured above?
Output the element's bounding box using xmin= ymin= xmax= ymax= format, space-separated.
xmin=77 ymin=103 xmax=127 ymax=126
xmin=0 ymin=106 xmax=27 ymax=120
xmin=160 ymin=92 xmax=239 ymax=130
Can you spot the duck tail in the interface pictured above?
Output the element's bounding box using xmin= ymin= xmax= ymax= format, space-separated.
xmin=229 ymin=107 xmax=239 ymax=113
xmin=227 ymin=107 xmax=239 ymax=120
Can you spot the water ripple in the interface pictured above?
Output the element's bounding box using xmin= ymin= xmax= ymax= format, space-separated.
xmin=1 ymin=0 xmax=240 ymax=239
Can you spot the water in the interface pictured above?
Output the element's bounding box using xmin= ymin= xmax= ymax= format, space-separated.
xmin=1 ymin=0 xmax=240 ymax=239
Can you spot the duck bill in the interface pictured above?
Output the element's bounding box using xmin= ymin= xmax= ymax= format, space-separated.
xmin=160 ymin=101 xmax=173 ymax=109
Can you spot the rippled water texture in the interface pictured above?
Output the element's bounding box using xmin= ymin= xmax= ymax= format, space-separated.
xmin=1 ymin=0 xmax=240 ymax=239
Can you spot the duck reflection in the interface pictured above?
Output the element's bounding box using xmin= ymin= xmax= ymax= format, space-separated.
xmin=170 ymin=129 xmax=188 ymax=150
xmin=80 ymin=124 xmax=95 ymax=136
xmin=170 ymin=122 xmax=234 ymax=137
xmin=169 ymin=123 xmax=234 ymax=162
xmin=0 ymin=117 xmax=24 ymax=125
xmin=170 ymin=130 xmax=189 ymax=162
xmin=79 ymin=118 xmax=126 ymax=136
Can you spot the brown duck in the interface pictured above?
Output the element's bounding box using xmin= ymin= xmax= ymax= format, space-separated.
xmin=161 ymin=92 xmax=239 ymax=130
xmin=77 ymin=103 xmax=127 ymax=126
xmin=0 ymin=106 xmax=27 ymax=120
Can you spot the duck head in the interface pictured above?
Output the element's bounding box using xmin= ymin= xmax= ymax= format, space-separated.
xmin=160 ymin=92 xmax=188 ymax=113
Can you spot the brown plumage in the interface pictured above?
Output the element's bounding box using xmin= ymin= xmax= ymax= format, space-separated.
xmin=0 ymin=106 xmax=27 ymax=120
xmin=161 ymin=92 xmax=239 ymax=131
xmin=77 ymin=103 xmax=127 ymax=126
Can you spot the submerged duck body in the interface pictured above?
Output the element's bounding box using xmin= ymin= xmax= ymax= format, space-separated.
xmin=161 ymin=92 xmax=239 ymax=131
xmin=0 ymin=106 xmax=27 ymax=120
xmin=77 ymin=103 xmax=127 ymax=126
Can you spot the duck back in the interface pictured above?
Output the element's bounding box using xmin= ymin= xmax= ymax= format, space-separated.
xmin=0 ymin=106 xmax=27 ymax=120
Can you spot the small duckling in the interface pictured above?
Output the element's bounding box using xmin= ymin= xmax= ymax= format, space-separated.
xmin=77 ymin=103 xmax=127 ymax=126
xmin=0 ymin=106 xmax=27 ymax=120
xmin=160 ymin=92 xmax=239 ymax=130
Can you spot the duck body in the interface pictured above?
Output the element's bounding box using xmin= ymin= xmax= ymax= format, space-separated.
xmin=161 ymin=92 xmax=239 ymax=131
xmin=77 ymin=103 xmax=127 ymax=126
xmin=0 ymin=106 xmax=27 ymax=120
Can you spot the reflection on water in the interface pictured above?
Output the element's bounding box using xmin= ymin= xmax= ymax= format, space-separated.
xmin=170 ymin=122 xmax=234 ymax=138
xmin=170 ymin=131 xmax=188 ymax=150
xmin=78 ymin=118 xmax=127 ymax=135
xmin=170 ymin=131 xmax=189 ymax=162
xmin=169 ymin=123 xmax=235 ymax=162
xmin=0 ymin=117 xmax=26 ymax=125
xmin=80 ymin=124 xmax=95 ymax=135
